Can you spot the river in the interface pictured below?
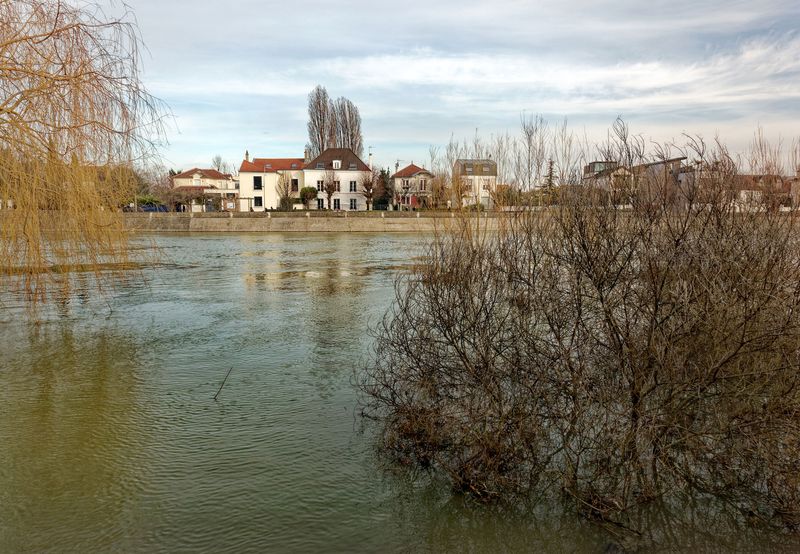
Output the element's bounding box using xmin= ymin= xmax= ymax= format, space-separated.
xmin=0 ymin=233 xmax=793 ymax=552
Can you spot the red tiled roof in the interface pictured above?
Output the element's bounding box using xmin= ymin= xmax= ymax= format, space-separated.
xmin=172 ymin=168 xmax=231 ymax=180
xmin=392 ymin=163 xmax=432 ymax=179
xmin=239 ymin=158 xmax=305 ymax=173
xmin=304 ymin=148 xmax=370 ymax=172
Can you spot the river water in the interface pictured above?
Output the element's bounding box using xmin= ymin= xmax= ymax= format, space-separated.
xmin=0 ymin=233 xmax=601 ymax=552
xmin=0 ymin=233 xmax=794 ymax=552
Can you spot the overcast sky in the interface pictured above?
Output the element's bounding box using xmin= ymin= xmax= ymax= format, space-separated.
xmin=126 ymin=0 xmax=800 ymax=171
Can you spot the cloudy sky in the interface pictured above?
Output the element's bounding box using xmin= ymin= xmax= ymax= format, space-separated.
xmin=126 ymin=0 xmax=800 ymax=171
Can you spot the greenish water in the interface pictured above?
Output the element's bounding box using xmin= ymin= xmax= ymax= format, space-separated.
xmin=0 ymin=233 xmax=795 ymax=553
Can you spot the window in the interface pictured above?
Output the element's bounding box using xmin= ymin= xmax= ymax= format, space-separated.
xmin=482 ymin=181 xmax=491 ymax=190
xmin=333 ymin=160 xmax=341 ymax=169
xmin=483 ymin=165 xmax=490 ymax=172
xmin=254 ymin=196 xmax=263 ymax=207
xmin=466 ymin=165 xmax=473 ymax=173
xmin=317 ymin=180 xmax=324 ymax=192
xmin=193 ymin=177 xmax=200 ymax=187
xmin=254 ymin=176 xmax=263 ymax=190
xmin=349 ymin=162 xmax=357 ymax=170
xmin=316 ymin=162 xmax=324 ymax=169
xmin=349 ymin=198 xmax=357 ymax=210
xmin=349 ymin=181 xmax=357 ymax=192
xmin=402 ymin=179 xmax=410 ymax=188
xmin=265 ymin=163 xmax=272 ymax=169
xmin=291 ymin=179 xmax=299 ymax=192
xmin=419 ymin=179 xmax=427 ymax=191
xmin=317 ymin=198 xmax=324 ymax=210
xmin=334 ymin=181 xmax=340 ymax=192
xmin=333 ymin=198 xmax=341 ymax=210
xmin=291 ymin=163 xmax=298 ymax=169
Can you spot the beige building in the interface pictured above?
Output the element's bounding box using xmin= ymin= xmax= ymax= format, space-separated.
xmin=453 ymin=159 xmax=497 ymax=208
xmin=171 ymin=168 xmax=238 ymax=212
xmin=238 ymin=154 xmax=304 ymax=211
xmin=391 ymin=163 xmax=434 ymax=209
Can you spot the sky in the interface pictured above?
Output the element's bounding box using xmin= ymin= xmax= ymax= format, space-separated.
xmin=123 ymin=0 xmax=800 ymax=172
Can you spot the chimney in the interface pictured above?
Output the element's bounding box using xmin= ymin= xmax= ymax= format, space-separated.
xmin=245 ymin=150 xmax=249 ymax=162
xmin=304 ymin=148 xmax=310 ymax=163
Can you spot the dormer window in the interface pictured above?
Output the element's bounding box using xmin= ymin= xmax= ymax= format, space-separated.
xmin=316 ymin=162 xmax=324 ymax=169
xmin=265 ymin=163 xmax=272 ymax=169
xmin=333 ymin=160 xmax=341 ymax=170
xmin=349 ymin=162 xmax=356 ymax=170
xmin=291 ymin=163 xmax=298 ymax=169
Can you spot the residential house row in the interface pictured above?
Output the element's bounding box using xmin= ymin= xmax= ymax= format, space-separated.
xmin=582 ymin=158 xmax=800 ymax=210
xmin=171 ymin=147 xmax=499 ymax=212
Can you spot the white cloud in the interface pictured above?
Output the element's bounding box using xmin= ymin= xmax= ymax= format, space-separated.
xmin=124 ymin=0 xmax=800 ymax=167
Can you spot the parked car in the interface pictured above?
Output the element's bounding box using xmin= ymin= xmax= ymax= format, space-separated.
xmin=139 ymin=204 xmax=169 ymax=212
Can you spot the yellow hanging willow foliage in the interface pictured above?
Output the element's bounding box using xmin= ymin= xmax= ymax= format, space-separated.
xmin=0 ymin=0 xmax=165 ymax=304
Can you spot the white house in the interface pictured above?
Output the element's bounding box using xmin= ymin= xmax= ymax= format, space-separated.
xmin=454 ymin=159 xmax=497 ymax=208
xmin=303 ymin=148 xmax=371 ymax=211
xmin=171 ymin=168 xmax=238 ymax=212
xmin=392 ymin=163 xmax=434 ymax=209
xmin=238 ymin=153 xmax=304 ymax=211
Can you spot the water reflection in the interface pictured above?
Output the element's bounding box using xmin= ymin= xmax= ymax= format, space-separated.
xmin=0 ymin=325 xmax=150 ymax=552
xmin=2 ymin=232 xmax=793 ymax=553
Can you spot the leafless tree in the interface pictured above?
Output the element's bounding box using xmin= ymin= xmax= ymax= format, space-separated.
xmin=359 ymin=168 xmax=380 ymax=210
xmin=210 ymin=154 xmax=232 ymax=175
xmin=358 ymin=126 xmax=800 ymax=541
xmin=322 ymin=169 xmax=338 ymax=210
xmin=307 ymin=86 xmax=365 ymax=159
xmin=275 ymin=171 xmax=293 ymax=210
xmin=333 ymin=97 xmax=363 ymax=157
xmin=306 ymin=85 xmax=335 ymax=158
xmin=749 ymin=126 xmax=785 ymax=176
xmin=514 ymin=113 xmax=549 ymax=190
xmin=551 ymin=118 xmax=584 ymax=187
xmin=489 ymin=132 xmax=514 ymax=187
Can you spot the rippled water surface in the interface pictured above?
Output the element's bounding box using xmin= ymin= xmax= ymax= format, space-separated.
xmin=2 ymin=233 xmax=792 ymax=553
xmin=0 ymin=233 xmax=599 ymax=553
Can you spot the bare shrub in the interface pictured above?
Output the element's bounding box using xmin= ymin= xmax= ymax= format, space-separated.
xmin=358 ymin=132 xmax=800 ymax=535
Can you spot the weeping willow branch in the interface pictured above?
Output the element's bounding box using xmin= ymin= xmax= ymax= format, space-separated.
xmin=0 ymin=0 xmax=167 ymax=305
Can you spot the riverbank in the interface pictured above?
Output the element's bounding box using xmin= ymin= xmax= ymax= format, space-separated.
xmin=123 ymin=211 xmax=501 ymax=232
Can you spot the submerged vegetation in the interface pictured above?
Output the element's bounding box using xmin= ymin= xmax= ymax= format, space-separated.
xmin=0 ymin=0 xmax=165 ymax=303
xmin=358 ymin=128 xmax=800 ymax=540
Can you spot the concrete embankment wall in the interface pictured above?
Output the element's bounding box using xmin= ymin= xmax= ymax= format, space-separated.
xmin=124 ymin=212 xmax=501 ymax=233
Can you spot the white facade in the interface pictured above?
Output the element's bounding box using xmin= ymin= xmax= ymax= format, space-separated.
xmin=238 ymin=169 xmax=304 ymax=211
xmin=454 ymin=159 xmax=497 ymax=208
xmin=236 ymin=149 xmax=371 ymax=211
xmin=461 ymin=175 xmax=496 ymax=206
xmin=303 ymin=168 xmax=369 ymax=211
